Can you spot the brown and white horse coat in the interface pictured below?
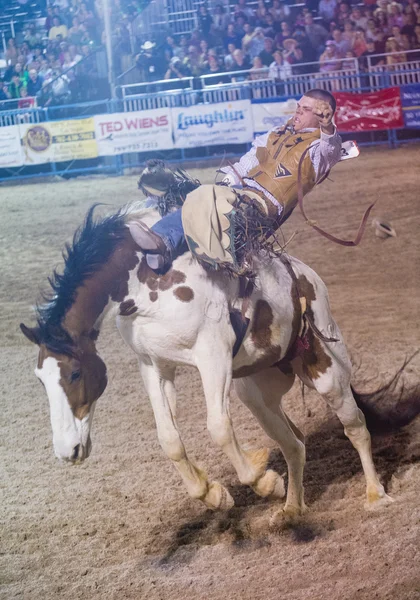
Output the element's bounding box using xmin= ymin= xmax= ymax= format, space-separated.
xmin=21 ymin=205 xmax=393 ymax=521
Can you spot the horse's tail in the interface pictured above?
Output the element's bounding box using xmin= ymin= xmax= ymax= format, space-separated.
xmin=352 ymin=350 xmax=420 ymax=434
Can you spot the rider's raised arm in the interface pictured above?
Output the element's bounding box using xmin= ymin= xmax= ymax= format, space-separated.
xmin=309 ymin=126 xmax=342 ymax=182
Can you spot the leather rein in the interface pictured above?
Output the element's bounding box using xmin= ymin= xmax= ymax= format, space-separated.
xmin=297 ymin=142 xmax=375 ymax=247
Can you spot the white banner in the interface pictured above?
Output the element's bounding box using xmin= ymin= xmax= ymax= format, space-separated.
xmin=94 ymin=109 xmax=173 ymax=155
xmin=172 ymin=100 xmax=253 ymax=148
xmin=252 ymin=99 xmax=297 ymax=133
xmin=0 ymin=125 xmax=24 ymax=167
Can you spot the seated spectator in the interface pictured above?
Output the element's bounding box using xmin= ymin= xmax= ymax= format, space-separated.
xmin=13 ymin=62 xmax=29 ymax=86
xmin=8 ymin=75 xmax=23 ymax=99
xmin=38 ymin=59 xmax=53 ymax=80
xmin=385 ymin=36 xmax=406 ymax=63
xmin=24 ymin=23 xmax=41 ymax=48
xmin=359 ymin=40 xmax=385 ymax=70
xmin=282 ymin=38 xmax=303 ymax=65
xmin=224 ymin=24 xmax=241 ymax=51
xmin=249 ymin=56 xmax=267 ymax=80
xmin=388 ymin=2 xmax=404 ymax=28
xmin=27 ymin=68 xmax=43 ymax=96
xmin=391 ymin=25 xmax=403 ymax=45
xmin=203 ymin=54 xmax=229 ymax=84
xmin=262 ymin=14 xmax=278 ymax=38
xmin=177 ymin=36 xmax=189 ymax=60
xmin=76 ymin=3 xmax=96 ymax=37
xmin=242 ymin=24 xmax=255 ymax=52
xmin=235 ymin=0 xmax=255 ymax=22
xmin=270 ymin=0 xmax=291 ymax=23
xmin=230 ymin=49 xmax=251 ymax=81
xmin=352 ymin=29 xmax=368 ymax=57
xmin=305 ymin=14 xmax=329 ymax=56
xmin=342 ymin=20 xmax=356 ymax=46
xmin=351 ymin=7 xmax=369 ymax=30
xmin=292 ymin=25 xmax=317 ymax=64
xmin=211 ymin=5 xmax=230 ymax=46
xmin=375 ymin=10 xmax=390 ymax=36
xmin=294 ymin=6 xmax=311 ymax=28
xmin=401 ymin=13 xmax=416 ymax=38
xmin=47 ymin=67 xmax=71 ymax=105
xmin=69 ymin=44 xmax=82 ymax=64
xmin=274 ymin=21 xmax=292 ymax=48
xmin=189 ymin=30 xmax=202 ymax=49
xmin=197 ymin=5 xmax=213 ymax=38
xmin=199 ymin=40 xmax=209 ymax=68
xmin=319 ymin=40 xmax=341 ymax=71
xmin=411 ymin=24 xmax=420 ymax=59
xmin=0 ymin=80 xmax=9 ymax=104
xmin=224 ymin=43 xmax=237 ymax=70
xmin=255 ymin=0 xmax=268 ymax=23
xmin=268 ymin=49 xmax=292 ymax=79
xmin=164 ymin=56 xmax=190 ymax=80
xmin=68 ymin=16 xmax=84 ymax=45
xmin=248 ymin=27 xmax=266 ymax=59
xmin=331 ymin=27 xmax=351 ymax=56
xmin=336 ymin=2 xmax=351 ymax=26
xmin=259 ymin=37 xmax=275 ymax=66
xmin=49 ymin=17 xmax=68 ymax=41
xmin=18 ymin=86 xmax=36 ymax=108
xmin=183 ymin=45 xmax=203 ymax=77
xmin=45 ymin=6 xmax=55 ymax=32
xmin=341 ymin=49 xmax=356 ymax=70
xmin=400 ymin=33 xmax=411 ymax=52
xmin=319 ymin=0 xmax=338 ymax=24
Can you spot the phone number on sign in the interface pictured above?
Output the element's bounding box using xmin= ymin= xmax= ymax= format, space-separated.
xmin=114 ymin=141 xmax=161 ymax=153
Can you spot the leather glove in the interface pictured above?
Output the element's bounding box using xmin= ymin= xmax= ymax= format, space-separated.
xmin=218 ymin=172 xmax=236 ymax=187
xmin=313 ymin=100 xmax=334 ymax=130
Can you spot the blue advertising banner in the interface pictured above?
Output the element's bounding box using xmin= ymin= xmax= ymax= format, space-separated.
xmin=400 ymin=84 xmax=420 ymax=128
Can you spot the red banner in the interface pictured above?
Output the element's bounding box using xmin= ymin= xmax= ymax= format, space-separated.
xmin=334 ymin=87 xmax=403 ymax=132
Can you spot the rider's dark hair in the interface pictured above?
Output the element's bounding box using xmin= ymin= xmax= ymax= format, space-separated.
xmin=305 ymin=88 xmax=337 ymax=114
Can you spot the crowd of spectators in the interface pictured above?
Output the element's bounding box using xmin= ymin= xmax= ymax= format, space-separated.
xmin=0 ymin=0 xmax=104 ymax=107
xmin=128 ymin=0 xmax=420 ymax=88
xmin=2 ymin=0 xmax=420 ymax=107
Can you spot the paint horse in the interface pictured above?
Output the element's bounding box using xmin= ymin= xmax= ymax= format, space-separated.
xmin=21 ymin=205 xmax=393 ymax=521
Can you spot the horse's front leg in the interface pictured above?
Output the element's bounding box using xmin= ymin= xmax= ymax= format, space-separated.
xmin=138 ymin=359 xmax=234 ymax=510
xmin=194 ymin=335 xmax=285 ymax=501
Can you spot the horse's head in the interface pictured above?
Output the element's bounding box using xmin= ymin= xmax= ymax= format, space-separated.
xmin=20 ymin=323 xmax=107 ymax=463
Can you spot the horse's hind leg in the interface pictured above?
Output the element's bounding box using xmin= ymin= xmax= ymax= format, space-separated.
xmin=234 ymin=368 xmax=306 ymax=520
xmin=139 ymin=360 xmax=234 ymax=510
xmin=297 ymin=315 xmax=393 ymax=509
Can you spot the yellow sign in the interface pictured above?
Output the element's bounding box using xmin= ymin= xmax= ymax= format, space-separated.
xmin=21 ymin=118 xmax=97 ymax=164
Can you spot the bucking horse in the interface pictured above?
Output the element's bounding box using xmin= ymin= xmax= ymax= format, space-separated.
xmin=20 ymin=203 xmax=420 ymax=524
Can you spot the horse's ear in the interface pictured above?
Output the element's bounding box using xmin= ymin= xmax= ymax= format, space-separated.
xmin=20 ymin=323 xmax=41 ymax=346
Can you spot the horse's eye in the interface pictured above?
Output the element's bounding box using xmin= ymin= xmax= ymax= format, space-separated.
xmin=70 ymin=370 xmax=81 ymax=383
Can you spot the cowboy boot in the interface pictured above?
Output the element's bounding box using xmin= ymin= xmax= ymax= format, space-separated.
xmin=128 ymin=221 xmax=171 ymax=270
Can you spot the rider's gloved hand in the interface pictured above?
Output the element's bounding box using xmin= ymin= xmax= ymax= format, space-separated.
xmin=313 ymin=100 xmax=334 ymax=133
xmin=218 ymin=172 xmax=237 ymax=187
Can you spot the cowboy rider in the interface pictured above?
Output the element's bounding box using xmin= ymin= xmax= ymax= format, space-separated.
xmin=130 ymin=88 xmax=342 ymax=272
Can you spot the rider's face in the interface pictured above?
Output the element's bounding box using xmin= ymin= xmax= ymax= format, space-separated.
xmin=293 ymin=95 xmax=320 ymax=131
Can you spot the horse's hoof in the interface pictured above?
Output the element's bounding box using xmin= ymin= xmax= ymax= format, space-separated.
xmin=252 ymin=469 xmax=285 ymax=499
xmin=364 ymin=492 xmax=395 ymax=511
xmin=203 ymin=481 xmax=234 ymax=511
xmin=269 ymin=503 xmax=307 ymax=529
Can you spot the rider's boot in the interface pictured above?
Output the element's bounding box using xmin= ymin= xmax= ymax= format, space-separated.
xmin=128 ymin=221 xmax=172 ymax=270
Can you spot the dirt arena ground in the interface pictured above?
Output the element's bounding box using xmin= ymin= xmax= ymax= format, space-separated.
xmin=1 ymin=145 xmax=420 ymax=600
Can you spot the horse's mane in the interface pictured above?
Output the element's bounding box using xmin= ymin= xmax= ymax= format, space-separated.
xmin=35 ymin=204 xmax=128 ymax=355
